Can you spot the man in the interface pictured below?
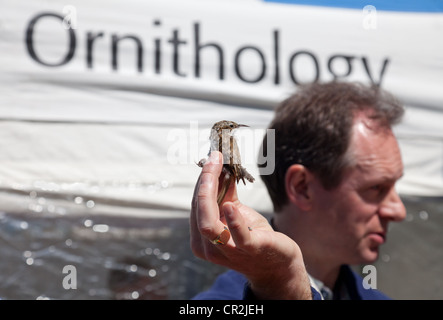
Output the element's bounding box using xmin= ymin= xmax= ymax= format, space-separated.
xmin=190 ymin=81 xmax=406 ymax=300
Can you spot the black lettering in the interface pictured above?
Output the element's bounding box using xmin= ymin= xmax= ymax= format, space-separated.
xmin=234 ymin=46 xmax=266 ymax=83
xmin=86 ymin=32 xmax=104 ymax=69
xmin=289 ymin=50 xmax=320 ymax=85
xmin=327 ymin=54 xmax=354 ymax=80
xmin=111 ymin=34 xmax=144 ymax=72
xmin=273 ymin=30 xmax=280 ymax=85
xmin=25 ymin=12 xmax=76 ymax=67
xmin=153 ymin=20 xmax=162 ymax=74
xmin=154 ymin=39 xmax=161 ymax=74
xmin=168 ymin=29 xmax=187 ymax=77
xmin=361 ymin=56 xmax=390 ymax=87
xmin=194 ymin=22 xmax=225 ymax=80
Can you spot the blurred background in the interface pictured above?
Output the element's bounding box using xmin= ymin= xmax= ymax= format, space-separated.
xmin=0 ymin=0 xmax=442 ymax=299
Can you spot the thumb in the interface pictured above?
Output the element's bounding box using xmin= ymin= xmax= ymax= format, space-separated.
xmin=223 ymin=202 xmax=252 ymax=249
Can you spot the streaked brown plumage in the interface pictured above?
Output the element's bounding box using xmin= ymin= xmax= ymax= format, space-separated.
xmin=198 ymin=120 xmax=255 ymax=205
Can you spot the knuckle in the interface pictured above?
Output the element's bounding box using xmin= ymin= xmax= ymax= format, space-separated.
xmin=198 ymin=225 xmax=214 ymax=239
xmin=227 ymin=218 xmax=242 ymax=231
xmin=197 ymin=183 xmax=212 ymax=200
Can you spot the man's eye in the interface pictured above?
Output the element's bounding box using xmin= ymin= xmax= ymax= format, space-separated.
xmin=369 ymin=185 xmax=386 ymax=194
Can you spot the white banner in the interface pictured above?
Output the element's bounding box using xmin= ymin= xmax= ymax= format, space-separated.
xmin=1 ymin=0 xmax=442 ymax=217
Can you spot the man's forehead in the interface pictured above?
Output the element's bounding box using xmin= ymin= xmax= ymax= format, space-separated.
xmin=348 ymin=116 xmax=404 ymax=179
xmin=353 ymin=111 xmax=389 ymax=132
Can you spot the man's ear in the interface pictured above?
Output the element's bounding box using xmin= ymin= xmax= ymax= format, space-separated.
xmin=285 ymin=164 xmax=313 ymax=211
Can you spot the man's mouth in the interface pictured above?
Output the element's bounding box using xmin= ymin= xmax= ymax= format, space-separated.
xmin=368 ymin=231 xmax=386 ymax=245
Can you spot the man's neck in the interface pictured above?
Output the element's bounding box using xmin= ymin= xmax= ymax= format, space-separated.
xmin=304 ymin=258 xmax=341 ymax=290
xmin=272 ymin=213 xmax=341 ymax=290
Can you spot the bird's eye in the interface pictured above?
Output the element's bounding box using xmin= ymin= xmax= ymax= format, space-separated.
xmin=230 ymin=124 xmax=234 ymax=127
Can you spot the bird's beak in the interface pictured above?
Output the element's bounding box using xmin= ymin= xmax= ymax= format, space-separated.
xmin=238 ymin=124 xmax=249 ymax=128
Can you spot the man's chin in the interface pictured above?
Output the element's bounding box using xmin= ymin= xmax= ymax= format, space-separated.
xmin=351 ymin=245 xmax=380 ymax=265
xmin=361 ymin=246 xmax=380 ymax=264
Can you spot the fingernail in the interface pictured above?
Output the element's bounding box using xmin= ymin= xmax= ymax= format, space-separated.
xmin=208 ymin=151 xmax=220 ymax=164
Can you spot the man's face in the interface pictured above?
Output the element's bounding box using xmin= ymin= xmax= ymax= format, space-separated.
xmin=310 ymin=117 xmax=406 ymax=265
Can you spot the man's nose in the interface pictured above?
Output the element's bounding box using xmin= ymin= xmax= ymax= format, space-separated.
xmin=378 ymin=188 xmax=406 ymax=222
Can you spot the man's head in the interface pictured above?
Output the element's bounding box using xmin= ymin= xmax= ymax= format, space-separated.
xmin=260 ymin=81 xmax=404 ymax=212
xmin=260 ymin=81 xmax=406 ymax=265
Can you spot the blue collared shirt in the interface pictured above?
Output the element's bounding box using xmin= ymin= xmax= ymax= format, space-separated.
xmin=192 ymin=265 xmax=390 ymax=300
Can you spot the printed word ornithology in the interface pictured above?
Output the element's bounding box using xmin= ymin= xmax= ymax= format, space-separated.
xmin=25 ymin=12 xmax=390 ymax=87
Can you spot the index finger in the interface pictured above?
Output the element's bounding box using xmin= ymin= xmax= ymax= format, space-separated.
xmin=196 ymin=152 xmax=228 ymax=240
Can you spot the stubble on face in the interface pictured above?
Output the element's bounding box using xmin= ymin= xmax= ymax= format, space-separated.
xmin=312 ymin=115 xmax=404 ymax=265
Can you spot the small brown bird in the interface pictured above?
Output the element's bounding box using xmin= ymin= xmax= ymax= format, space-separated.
xmin=198 ymin=120 xmax=255 ymax=205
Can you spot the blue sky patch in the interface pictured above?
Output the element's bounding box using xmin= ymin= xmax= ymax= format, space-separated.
xmin=263 ymin=0 xmax=443 ymax=13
